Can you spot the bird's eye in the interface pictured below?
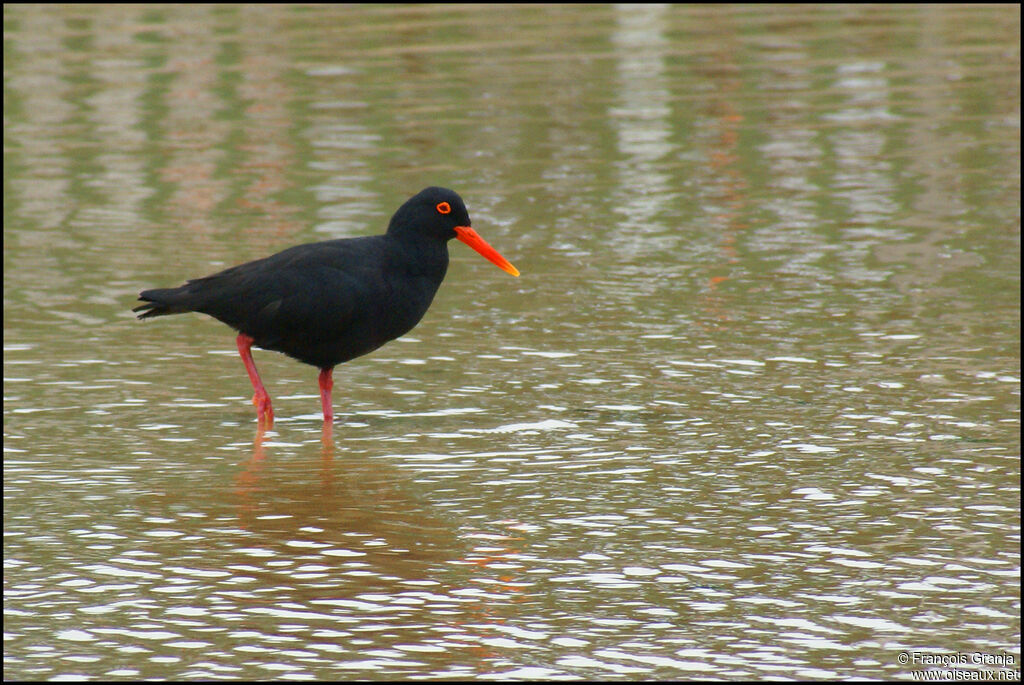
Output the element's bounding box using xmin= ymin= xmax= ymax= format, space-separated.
xmin=436 ymin=202 xmax=452 ymax=215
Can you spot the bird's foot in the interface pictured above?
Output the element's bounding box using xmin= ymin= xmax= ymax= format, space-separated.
xmin=252 ymin=392 xmax=274 ymax=426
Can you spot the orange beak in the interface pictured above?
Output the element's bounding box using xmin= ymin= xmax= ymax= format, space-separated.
xmin=453 ymin=226 xmax=520 ymax=277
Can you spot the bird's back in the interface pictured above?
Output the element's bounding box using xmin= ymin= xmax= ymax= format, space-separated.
xmin=135 ymin=234 xmax=450 ymax=368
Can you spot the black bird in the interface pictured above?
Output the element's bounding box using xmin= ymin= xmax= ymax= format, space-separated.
xmin=134 ymin=187 xmax=519 ymax=425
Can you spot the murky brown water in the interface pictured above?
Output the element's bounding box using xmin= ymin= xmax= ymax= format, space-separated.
xmin=4 ymin=4 xmax=1020 ymax=680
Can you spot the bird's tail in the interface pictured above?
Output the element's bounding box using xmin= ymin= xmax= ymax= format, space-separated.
xmin=133 ymin=287 xmax=192 ymax=319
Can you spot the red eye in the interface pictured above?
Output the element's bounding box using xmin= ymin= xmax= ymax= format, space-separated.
xmin=436 ymin=202 xmax=452 ymax=215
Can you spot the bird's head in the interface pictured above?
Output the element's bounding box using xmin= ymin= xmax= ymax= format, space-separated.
xmin=388 ymin=187 xmax=519 ymax=277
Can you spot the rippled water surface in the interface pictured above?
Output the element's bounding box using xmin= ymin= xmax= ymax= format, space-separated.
xmin=4 ymin=4 xmax=1020 ymax=680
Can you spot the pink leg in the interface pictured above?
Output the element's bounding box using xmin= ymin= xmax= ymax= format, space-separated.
xmin=236 ymin=334 xmax=273 ymax=425
xmin=319 ymin=367 xmax=334 ymax=422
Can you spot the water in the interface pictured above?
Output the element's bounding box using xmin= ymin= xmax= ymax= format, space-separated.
xmin=4 ymin=3 xmax=1020 ymax=680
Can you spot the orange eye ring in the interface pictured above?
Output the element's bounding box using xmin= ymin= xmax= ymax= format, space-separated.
xmin=436 ymin=202 xmax=452 ymax=215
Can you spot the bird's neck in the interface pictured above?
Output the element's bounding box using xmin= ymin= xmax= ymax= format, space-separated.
xmin=386 ymin=233 xmax=450 ymax=278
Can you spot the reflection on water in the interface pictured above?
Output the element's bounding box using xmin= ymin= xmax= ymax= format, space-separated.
xmin=4 ymin=3 xmax=1020 ymax=681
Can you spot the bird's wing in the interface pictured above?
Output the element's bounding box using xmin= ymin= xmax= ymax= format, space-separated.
xmin=190 ymin=239 xmax=388 ymax=345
